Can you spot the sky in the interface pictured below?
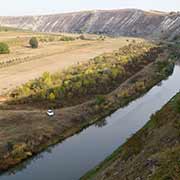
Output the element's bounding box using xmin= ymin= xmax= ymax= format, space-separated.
xmin=0 ymin=0 xmax=179 ymax=16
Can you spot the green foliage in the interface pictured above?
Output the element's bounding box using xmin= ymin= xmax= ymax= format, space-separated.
xmin=174 ymin=96 xmax=180 ymax=113
xmin=29 ymin=37 xmax=38 ymax=48
xmin=0 ymin=42 xmax=10 ymax=54
xmin=156 ymin=61 xmax=174 ymax=76
xmin=95 ymin=95 xmax=106 ymax=105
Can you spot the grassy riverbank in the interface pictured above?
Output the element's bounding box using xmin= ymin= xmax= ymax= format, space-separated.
xmin=0 ymin=42 xmax=174 ymax=172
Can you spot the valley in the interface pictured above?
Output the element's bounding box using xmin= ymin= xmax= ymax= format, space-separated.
xmin=0 ymin=7 xmax=180 ymax=180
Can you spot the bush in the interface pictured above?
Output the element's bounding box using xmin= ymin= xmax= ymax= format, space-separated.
xmin=95 ymin=95 xmax=106 ymax=105
xmin=0 ymin=42 xmax=10 ymax=54
xmin=29 ymin=37 xmax=38 ymax=48
xmin=98 ymin=35 xmax=106 ymax=41
xmin=48 ymin=92 xmax=56 ymax=101
xmin=60 ymin=36 xmax=75 ymax=41
xmin=79 ymin=35 xmax=86 ymax=40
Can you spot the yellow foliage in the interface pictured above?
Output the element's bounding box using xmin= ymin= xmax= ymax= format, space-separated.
xmin=48 ymin=92 xmax=56 ymax=101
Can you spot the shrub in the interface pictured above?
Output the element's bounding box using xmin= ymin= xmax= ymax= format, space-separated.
xmin=48 ymin=92 xmax=56 ymax=101
xmin=29 ymin=37 xmax=38 ymax=48
xmin=0 ymin=42 xmax=10 ymax=54
xmin=60 ymin=36 xmax=75 ymax=41
xmin=98 ymin=35 xmax=106 ymax=41
xmin=95 ymin=95 xmax=106 ymax=105
xmin=79 ymin=34 xmax=86 ymax=40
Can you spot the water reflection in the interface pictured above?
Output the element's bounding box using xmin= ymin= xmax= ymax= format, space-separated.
xmin=95 ymin=118 xmax=107 ymax=127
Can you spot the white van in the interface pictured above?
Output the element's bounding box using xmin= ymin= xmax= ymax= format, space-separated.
xmin=47 ymin=109 xmax=55 ymax=117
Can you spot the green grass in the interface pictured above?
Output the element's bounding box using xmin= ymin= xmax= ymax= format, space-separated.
xmin=0 ymin=42 xmax=10 ymax=54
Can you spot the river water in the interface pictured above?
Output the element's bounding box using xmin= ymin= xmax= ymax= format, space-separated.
xmin=1 ymin=65 xmax=180 ymax=180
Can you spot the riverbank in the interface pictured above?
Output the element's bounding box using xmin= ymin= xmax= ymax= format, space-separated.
xmin=0 ymin=51 xmax=174 ymax=172
xmin=81 ymin=88 xmax=180 ymax=180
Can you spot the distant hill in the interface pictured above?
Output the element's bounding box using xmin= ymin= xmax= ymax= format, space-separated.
xmin=0 ymin=9 xmax=180 ymax=39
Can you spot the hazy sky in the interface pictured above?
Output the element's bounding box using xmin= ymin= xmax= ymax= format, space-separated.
xmin=0 ymin=0 xmax=179 ymax=16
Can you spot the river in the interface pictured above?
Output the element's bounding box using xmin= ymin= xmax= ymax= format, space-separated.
xmin=1 ymin=65 xmax=180 ymax=180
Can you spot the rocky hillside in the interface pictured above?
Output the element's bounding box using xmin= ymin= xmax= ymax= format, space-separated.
xmin=0 ymin=9 xmax=180 ymax=39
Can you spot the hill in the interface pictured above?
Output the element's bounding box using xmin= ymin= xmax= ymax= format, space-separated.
xmin=0 ymin=9 xmax=180 ymax=39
